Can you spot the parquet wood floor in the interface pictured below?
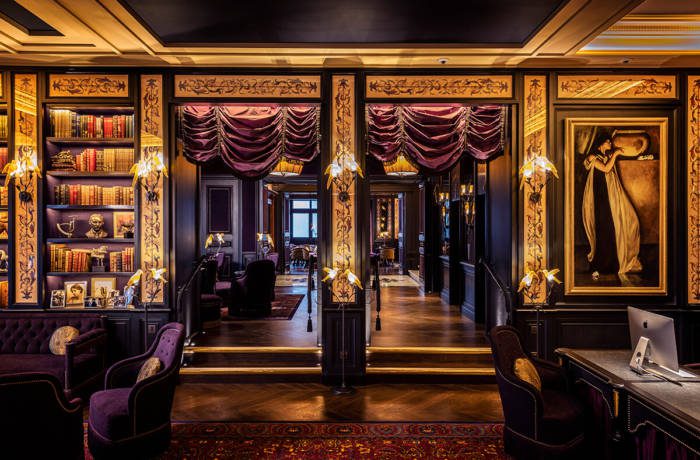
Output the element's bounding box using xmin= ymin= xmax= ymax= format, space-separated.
xmin=172 ymin=383 xmax=503 ymax=422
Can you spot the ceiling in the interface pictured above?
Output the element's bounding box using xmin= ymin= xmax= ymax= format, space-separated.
xmin=0 ymin=0 xmax=697 ymax=68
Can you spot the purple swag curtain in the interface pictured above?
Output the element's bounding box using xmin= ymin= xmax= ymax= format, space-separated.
xmin=367 ymin=104 xmax=506 ymax=173
xmin=181 ymin=105 xmax=320 ymax=179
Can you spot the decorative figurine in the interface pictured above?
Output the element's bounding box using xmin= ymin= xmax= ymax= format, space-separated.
xmin=85 ymin=213 xmax=108 ymax=238
xmin=56 ymin=215 xmax=77 ymax=238
xmin=90 ymin=246 xmax=108 ymax=272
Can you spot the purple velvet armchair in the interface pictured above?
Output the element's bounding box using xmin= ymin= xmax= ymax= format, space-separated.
xmin=0 ymin=372 xmax=84 ymax=460
xmin=88 ymin=322 xmax=185 ymax=460
xmin=489 ymin=325 xmax=586 ymax=459
xmin=0 ymin=312 xmax=108 ymax=399
xmin=229 ymin=259 xmax=276 ymax=316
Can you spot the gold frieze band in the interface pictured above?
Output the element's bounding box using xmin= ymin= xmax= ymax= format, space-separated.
xmin=557 ymin=75 xmax=676 ymax=99
xmin=688 ymin=76 xmax=700 ymax=303
xmin=174 ymin=75 xmax=321 ymax=98
xmin=366 ymin=75 xmax=512 ymax=99
xmin=49 ymin=74 xmax=129 ymax=97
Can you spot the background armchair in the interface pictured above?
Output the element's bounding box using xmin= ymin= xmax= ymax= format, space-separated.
xmin=489 ymin=325 xmax=585 ymax=459
xmin=0 ymin=372 xmax=84 ymax=460
xmin=88 ymin=322 xmax=185 ymax=460
xmin=229 ymin=259 xmax=276 ymax=316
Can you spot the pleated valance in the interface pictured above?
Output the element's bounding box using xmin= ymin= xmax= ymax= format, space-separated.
xmin=180 ymin=105 xmax=320 ymax=180
xmin=367 ymin=104 xmax=506 ymax=173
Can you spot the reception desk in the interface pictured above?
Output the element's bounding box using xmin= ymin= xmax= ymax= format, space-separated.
xmin=556 ymin=349 xmax=699 ymax=459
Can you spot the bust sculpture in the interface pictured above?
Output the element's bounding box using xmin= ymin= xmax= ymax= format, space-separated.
xmin=85 ymin=213 xmax=108 ymax=238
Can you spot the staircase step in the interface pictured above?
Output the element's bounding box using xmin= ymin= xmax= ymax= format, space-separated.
xmin=367 ymin=346 xmax=493 ymax=368
xmin=184 ymin=346 xmax=321 ymax=368
xmin=179 ymin=366 xmax=322 ymax=383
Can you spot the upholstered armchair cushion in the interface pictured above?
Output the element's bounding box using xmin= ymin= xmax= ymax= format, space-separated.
xmin=514 ymin=357 xmax=542 ymax=391
xmin=540 ymin=389 xmax=585 ymax=445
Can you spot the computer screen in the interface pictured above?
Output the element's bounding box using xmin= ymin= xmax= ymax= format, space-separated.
xmin=628 ymin=306 xmax=679 ymax=373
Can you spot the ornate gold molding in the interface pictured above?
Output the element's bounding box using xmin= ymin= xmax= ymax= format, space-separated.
xmin=48 ymin=74 xmax=129 ymax=97
xmin=366 ymin=75 xmax=512 ymax=99
xmin=688 ymin=76 xmax=700 ymax=303
xmin=0 ymin=73 xmax=3 ymax=99
xmin=522 ymin=76 xmax=548 ymax=304
xmin=174 ymin=75 xmax=321 ymax=98
xmin=140 ymin=75 xmax=165 ymax=303
xmin=557 ymin=75 xmax=676 ymax=99
xmin=13 ymin=74 xmax=38 ymax=304
xmin=331 ymin=75 xmax=357 ymax=303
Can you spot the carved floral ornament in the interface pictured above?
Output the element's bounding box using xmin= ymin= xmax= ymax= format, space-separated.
xmin=366 ymin=75 xmax=512 ymax=99
xmin=174 ymin=75 xmax=321 ymax=98
xmin=688 ymin=76 xmax=700 ymax=303
xmin=48 ymin=74 xmax=129 ymax=97
xmin=557 ymin=75 xmax=676 ymax=99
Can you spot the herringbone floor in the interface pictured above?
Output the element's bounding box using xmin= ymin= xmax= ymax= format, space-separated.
xmin=172 ymin=382 xmax=503 ymax=422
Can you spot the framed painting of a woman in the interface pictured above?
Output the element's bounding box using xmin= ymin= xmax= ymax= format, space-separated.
xmin=565 ymin=117 xmax=667 ymax=295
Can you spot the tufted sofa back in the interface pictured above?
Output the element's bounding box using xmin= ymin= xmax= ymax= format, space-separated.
xmin=0 ymin=313 xmax=106 ymax=354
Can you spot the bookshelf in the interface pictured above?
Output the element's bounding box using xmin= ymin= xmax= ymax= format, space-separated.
xmin=43 ymin=104 xmax=138 ymax=308
xmin=0 ymin=105 xmax=8 ymax=307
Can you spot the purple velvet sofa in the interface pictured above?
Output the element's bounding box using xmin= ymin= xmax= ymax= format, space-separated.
xmin=88 ymin=322 xmax=185 ymax=460
xmin=0 ymin=312 xmax=108 ymax=399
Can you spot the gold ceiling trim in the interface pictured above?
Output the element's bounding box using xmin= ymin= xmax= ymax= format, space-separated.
xmin=48 ymin=74 xmax=129 ymax=97
xmin=174 ymin=75 xmax=321 ymax=98
xmin=557 ymin=75 xmax=676 ymax=99
xmin=688 ymin=76 xmax=700 ymax=303
xmin=366 ymin=75 xmax=512 ymax=99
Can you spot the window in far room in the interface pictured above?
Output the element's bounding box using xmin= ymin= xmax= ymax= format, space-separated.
xmin=290 ymin=199 xmax=317 ymax=244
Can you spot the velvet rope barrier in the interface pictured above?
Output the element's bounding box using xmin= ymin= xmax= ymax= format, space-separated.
xmin=367 ymin=104 xmax=506 ymax=174
xmin=180 ymin=105 xmax=320 ymax=180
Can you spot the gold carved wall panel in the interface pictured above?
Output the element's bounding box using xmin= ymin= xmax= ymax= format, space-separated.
xmin=49 ymin=74 xmax=129 ymax=97
xmin=331 ymin=75 xmax=357 ymax=303
xmin=140 ymin=75 xmax=165 ymax=303
xmin=366 ymin=75 xmax=512 ymax=99
xmin=688 ymin=76 xmax=700 ymax=303
xmin=557 ymin=75 xmax=676 ymax=99
xmin=174 ymin=75 xmax=321 ymax=98
xmin=13 ymin=74 xmax=38 ymax=304
xmin=522 ymin=75 xmax=548 ymax=304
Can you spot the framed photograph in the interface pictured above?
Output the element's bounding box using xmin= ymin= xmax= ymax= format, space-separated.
xmin=49 ymin=290 xmax=66 ymax=309
xmin=565 ymin=117 xmax=667 ymax=295
xmin=91 ymin=277 xmax=116 ymax=299
xmin=64 ymin=281 xmax=87 ymax=307
xmin=106 ymin=289 xmax=120 ymax=308
xmin=113 ymin=211 xmax=135 ymax=238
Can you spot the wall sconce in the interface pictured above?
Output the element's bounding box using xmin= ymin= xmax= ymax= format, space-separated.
xmin=460 ymin=182 xmax=475 ymax=227
xmin=257 ymin=232 xmax=274 ymax=258
xmin=519 ymin=155 xmax=558 ymax=203
xmin=131 ymin=147 xmax=168 ymax=202
xmin=3 ymin=146 xmax=41 ymax=203
xmin=205 ymin=233 xmax=225 ymax=254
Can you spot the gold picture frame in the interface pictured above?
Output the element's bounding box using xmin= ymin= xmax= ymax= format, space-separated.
xmin=91 ymin=277 xmax=116 ymax=299
xmin=564 ymin=117 xmax=667 ymax=295
xmin=64 ymin=281 xmax=87 ymax=307
xmin=113 ymin=211 xmax=135 ymax=238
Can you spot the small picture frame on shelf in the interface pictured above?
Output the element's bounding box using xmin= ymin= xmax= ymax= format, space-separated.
xmin=91 ymin=277 xmax=116 ymax=299
xmin=113 ymin=212 xmax=135 ymax=238
xmin=84 ymin=296 xmax=100 ymax=308
xmin=49 ymin=290 xmax=66 ymax=309
xmin=64 ymin=281 xmax=87 ymax=307
xmin=113 ymin=295 xmax=127 ymax=309
xmin=106 ymin=289 xmax=120 ymax=308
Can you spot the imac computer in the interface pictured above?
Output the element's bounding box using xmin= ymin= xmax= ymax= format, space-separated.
xmin=627 ymin=306 xmax=694 ymax=377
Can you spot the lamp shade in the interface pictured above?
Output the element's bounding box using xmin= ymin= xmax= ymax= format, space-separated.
xmin=384 ymin=153 xmax=418 ymax=176
xmin=270 ymin=156 xmax=303 ymax=177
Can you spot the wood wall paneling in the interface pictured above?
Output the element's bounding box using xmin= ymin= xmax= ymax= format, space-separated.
xmin=557 ymin=75 xmax=677 ymax=99
xmin=365 ymin=75 xmax=512 ymax=99
xmin=48 ymin=74 xmax=129 ymax=98
xmin=174 ymin=75 xmax=321 ymax=98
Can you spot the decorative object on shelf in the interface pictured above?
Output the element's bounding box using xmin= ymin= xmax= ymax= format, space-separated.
xmin=0 ymin=211 xmax=6 ymax=238
xmin=3 ymin=145 xmax=41 ymax=203
xmin=270 ymin=155 xmax=304 ymax=177
xmin=56 ymin=215 xmax=77 ymax=238
xmin=124 ymin=269 xmax=143 ymax=307
xmin=113 ymin=212 xmax=135 ymax=238
xmin=49 ymin=289 xmax=66 ymax=309
xmin=106 ymin=289 xmax=120 ymax=308
xmin=131 ymin=148 xmax=167 ymax=203
xmin=565 ymin=118 xmax=667 ymax=295
xmin=384 ymin=152 xmax=418 ymax=176
xmin=0 ymin=250 xmax=7 ymax=273
xmin=90 ymin=246 xmax=108 ymax=272
xmin=50 ymin=150 xmax=76 ymax=171
xmin=84 ymin=296 xmax=100 ymax=308
xmin=518 ymin=267 xmax=561 ymax=357
xmin=64 ymin=281 xmax=87 ymax=307
xmin=85 ymin=213 xmax=108 ymax=238
xmin=205 ymin=233 xmax=225 ymax=254
xmin=91 ymin=277 xmax=116 ymax=301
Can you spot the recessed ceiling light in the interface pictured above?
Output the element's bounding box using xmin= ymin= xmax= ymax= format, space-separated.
xmin=437 ymin=58 xmax=449 ymax=65
xmin=620 ymin=58 xmax=631 ymax=64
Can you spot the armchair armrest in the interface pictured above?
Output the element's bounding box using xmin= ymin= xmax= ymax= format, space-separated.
xmin=532 ymin=356 xmax=568 ymax=391
xmin=64 ymin=328 xmax=108 ymax=390
xmin=104 ymin=354 xmax=148 ymax=389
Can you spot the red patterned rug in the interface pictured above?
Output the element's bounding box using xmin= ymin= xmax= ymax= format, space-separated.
xmin=222 ymin=293 xmax=305 ymax=321
xmin=86 ymin=422 xmax=505 ymax=459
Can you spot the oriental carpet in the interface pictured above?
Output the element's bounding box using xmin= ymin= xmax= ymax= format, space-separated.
xmin=85 ymin=422 xmax=506 ymax=459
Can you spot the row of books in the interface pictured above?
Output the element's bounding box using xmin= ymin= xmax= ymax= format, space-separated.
xmin=49 ymin=244 xmax=134 ymax=272
xmin=0 ymin=116 xmax=7 ymax=140
xmin=51 ymin=148 xmax=135 ymax=172
xmin=49 ymin=111 xmax=134 ymax=139
xmin=0 ymin=281 xmax=7 ymax=308
xmin=53 ymin=185 xmax=134 ymax=206
xmin=109 ymin=248 xmax=135 ymax=272
xmin=0 ymin=147 xmax=7 ymax=170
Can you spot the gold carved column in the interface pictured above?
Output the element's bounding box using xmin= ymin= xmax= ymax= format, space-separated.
xmin=522 ymin=76 xmax=548 ymax=303
xmin=330 ymin=75 xmax=357 ymax=302
xmin=140 ymin=75 xmax=166 ymax=302
xmin=688 ymin=76 xmax=700 ymax=303
xmin=12 ymin=74 xmax=38 ymax=305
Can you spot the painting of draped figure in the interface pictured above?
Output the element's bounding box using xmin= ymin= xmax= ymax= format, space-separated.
xmin=565 ymin=118 xmax=667 ymax=295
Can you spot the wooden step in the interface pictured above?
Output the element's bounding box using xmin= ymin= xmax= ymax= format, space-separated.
xmin=367 ymin=346 xmax=493 ymax=368
xmin=184 ymin=346 xmax=322 ymax=368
